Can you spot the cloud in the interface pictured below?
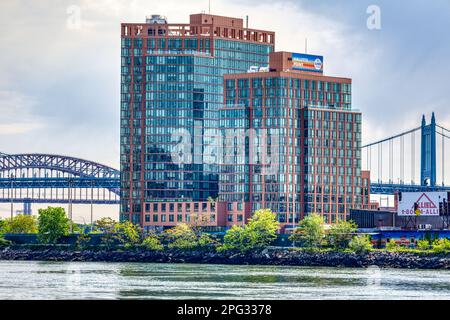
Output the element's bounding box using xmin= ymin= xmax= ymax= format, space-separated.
xmin=1 ymin=0 xmax=450 ymax=218
xmin=0 ymin=90 xmax=45 ymax=135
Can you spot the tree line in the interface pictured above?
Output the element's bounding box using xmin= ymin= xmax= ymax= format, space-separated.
xmin=1 ymin=208 xmax=449 ymax=254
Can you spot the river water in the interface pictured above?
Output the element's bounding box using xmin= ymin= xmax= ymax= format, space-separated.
xmin=0 ymin=261 xmax=449 ymax=300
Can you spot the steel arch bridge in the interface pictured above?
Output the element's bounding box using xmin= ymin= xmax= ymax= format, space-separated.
xmin=0 ymin=153 xmax=120 ymax=207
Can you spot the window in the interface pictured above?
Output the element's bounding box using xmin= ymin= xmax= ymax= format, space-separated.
xmin=145 ymin=215 xmax=150 ymax=222
xmin=153 ymin=215 xmax=158 ymax=222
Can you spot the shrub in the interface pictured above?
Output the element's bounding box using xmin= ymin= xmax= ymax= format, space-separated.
xmin=327 ymin=220 xmax=357 ymax=249
xmin=290 ymin=213 xmax=325 ymax=249
xmin=431 ymin=238 xmax=450 ymax=253
xmin=142 ymin=235 xmax=164 ymax=251
xmin=0 ymin=235 xmax=12 ymax=247
xmin=386 ymin=239 xmax=399 ymax=251
xmin=198 ymin=233 xmax=218 ymax=247
xmin=0 ymin=220 xmax=7 ymax=234
xmin=416 ymin=239 xmax=431 ymax=251
xmin=76 ymin=233 xmax=92 ymax=249
xmin=348 ymin=235 xmax=373 ymax=254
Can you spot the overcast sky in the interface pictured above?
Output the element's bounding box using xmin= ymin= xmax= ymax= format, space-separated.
xmin=1 ymin=0 xmax=450 ymax=219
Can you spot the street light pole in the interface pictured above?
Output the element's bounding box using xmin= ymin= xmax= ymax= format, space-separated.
xmin=68 ymin=179 xmax=73 ymax=233
xmin=90 ymin=182 xmax=94 ymax=233
xmin=10 ymin=174 xmax=14 ymax=220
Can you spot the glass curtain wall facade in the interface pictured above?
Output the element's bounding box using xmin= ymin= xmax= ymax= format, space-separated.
xmin=221 ymin=69 xmax=362 ymax=229
xmin=120 ymin=14 xmax=275 ymax=225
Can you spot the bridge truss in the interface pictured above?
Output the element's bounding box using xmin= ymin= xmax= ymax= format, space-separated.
xmin=0 ymin=154 xmax=120 ymax=207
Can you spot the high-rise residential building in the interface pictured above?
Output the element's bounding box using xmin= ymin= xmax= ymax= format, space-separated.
xmin=120 ymin=14 xmax=275 ymax=226
xmin=121 ymin=13 xmax=364 ymax=232
xmin=221 ymin=52 xmax=363 ymax=231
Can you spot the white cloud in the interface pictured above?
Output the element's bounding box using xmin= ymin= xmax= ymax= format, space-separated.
xmin=0 ymin=90 xmax=45 ymax=135
xmin=0 ymin=0 xmax=449 ymax=219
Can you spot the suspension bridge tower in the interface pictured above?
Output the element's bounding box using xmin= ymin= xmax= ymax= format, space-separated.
xmin=421 ymin=112 xmax=437 ymax=186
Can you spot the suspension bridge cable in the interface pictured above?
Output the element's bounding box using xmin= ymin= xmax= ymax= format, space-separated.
xmin=436 ymin=124 xmax=450 ymax=133
xmin=402 ymin=135 xmax=405 ymax=184
xmin=411 ymin=131 xmax=415 ymax=184
xmin=389 ymin=139 xmax=393 ymax=183
xmin=362 ymin=127 xmax=421 ymax=149
xmin=443 ymin=127 xmax=445 ymax=186
xmin=436 ymin=131 xmax=450 ymax=140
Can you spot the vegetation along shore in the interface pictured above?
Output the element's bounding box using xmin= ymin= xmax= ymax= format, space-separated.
xmin=1 ymin=207 xmax=449 ymax=269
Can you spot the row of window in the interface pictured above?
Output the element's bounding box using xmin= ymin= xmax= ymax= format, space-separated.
xmin=227 ymin=78 xmax=351 ymax=93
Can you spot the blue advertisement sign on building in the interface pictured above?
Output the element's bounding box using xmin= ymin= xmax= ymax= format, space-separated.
xmin=292 ymin=53 xmax=324 ymax=73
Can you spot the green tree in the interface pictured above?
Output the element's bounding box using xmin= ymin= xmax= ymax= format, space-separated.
xmin=142 ymin=235 xmax=164 ymax=251
xmin=114 ymin=221 xmax=141 ymax=247
xmin=245 ymin=209 xmax=279 ymax=248
xmin=5 ymin=215 xmax=38 ymax=234
xmin=219 ymin=225 xmax=250 ymax=252
xmin=95 ymin=217 xmax=117 ymax=247
xmin=290 ymin=213 xmax=325 ymax=249
xmin=327 ymin=220 xmax=357 ymax=249
xmin=37 ymin=207 xmax=70 ymax=244
xmin=219 ymin=209 xmax=279 ymax=252
xmin=94 ymin=217 xmax=116 ymax=232
xmin=348 ymin=235 xmax=373 ymax=254
xmin=165 ymin=223 xmax=198 ymax=249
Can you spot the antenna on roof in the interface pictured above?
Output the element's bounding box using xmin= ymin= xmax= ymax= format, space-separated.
xmin=305 ymin=38 xmax=308 ymax=53
xmin=209 ymin=0 xmax=211 ymax=14
xmin=246 ymin=15 xmax=249 ymax=29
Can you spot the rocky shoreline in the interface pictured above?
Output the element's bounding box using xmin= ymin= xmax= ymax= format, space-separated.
xmin=1 ymin=246 xmax=449 ymax=269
